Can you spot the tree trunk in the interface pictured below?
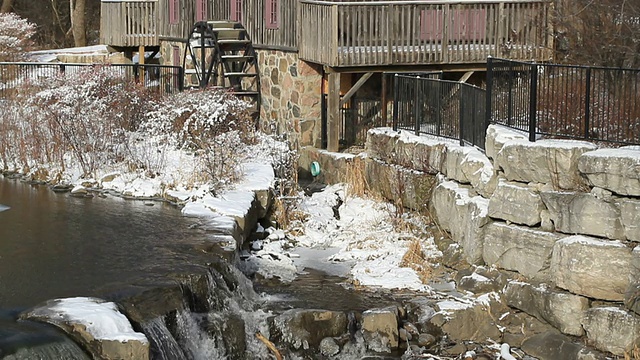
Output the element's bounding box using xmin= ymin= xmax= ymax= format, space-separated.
xmin=69 ymin=0 xmax=86 ymax=47
xmin=0 ymin=0 xmax=14 ymax=13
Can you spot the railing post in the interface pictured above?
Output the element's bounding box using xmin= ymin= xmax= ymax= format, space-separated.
xmin=459 ymin=84 xmax=464 ymax=146
xmin=393 ymin=74 xmax=399 ymax=131
xmin=178 ymin=66 xmax=184 ymax=92
xmin=414 ymin=76 xmax=421 ymax=136
xmin=584 ymin=67 xmax=591 ymax=140
xmin=507 ymin=61 xmax=513 ymax=126
xmin=529 ymin=64 xmax=538 ymax=142
xmin=486 ymin=57 xmax=493 ymax=132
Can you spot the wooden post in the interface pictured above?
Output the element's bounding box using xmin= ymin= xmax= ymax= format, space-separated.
xmin=327 ymin=71 xmax=341 ymax=152
xmin=382 ymin=73 xmax=388 ymax=127
xmin=138 ymin=45 xmax=145 ymax=84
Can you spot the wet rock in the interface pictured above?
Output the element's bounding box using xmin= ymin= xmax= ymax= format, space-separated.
xmin=402 ymin=321 xmax=419 ymax=336
xmin=488 ymin=180 xmax=544 ymax=226
xmin=70 ymin=185 xmax=88 ymax=197
xmin=550 ymin=235 xmax=632 ymax=301
xmin=500 ymin=312 xmax=556 ymax=347
xmin=51 ymin=183 xmax=73 ymax=193
xmin=270 ymin=309 xmax=347 ymax=350
xmin=203 ymin=313 xmax=246 ymax=359
xmin=118 ymin=285 xmax=187 ymax=325
xmin=521 ymin=331 xmax=608 ymax=360
xmin=417 ymin=333 xmax=436 ymax=347
xmin=319 ymin=337 xmax=340 ymax=356
xmin=361 ymin=306 xmax=399 ymax=352
xmin=503 ymin=281 xmax=589 ymax=336
xmin=398 ymin=328 xmax=411 ymax=342
xmin=581 ymin=307 xmax=640 ymax=356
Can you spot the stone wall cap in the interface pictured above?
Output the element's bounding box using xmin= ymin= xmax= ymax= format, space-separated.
xmin=581 ymin=147 xmax=640 ymax=160
xmin=502 ymin=138 xmax=598 ymax=150
xmin=559 ymin=235 xmax=627 ymax=248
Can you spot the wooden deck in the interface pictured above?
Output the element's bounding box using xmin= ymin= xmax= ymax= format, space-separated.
xmin=298 ymin=0 xmax=554 ymax=67
xmin=101 ymin=0 xmax=158 ymax=47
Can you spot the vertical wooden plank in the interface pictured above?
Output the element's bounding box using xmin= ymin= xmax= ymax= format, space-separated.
xmin=332 ymin=4 xmax=339 ymax=66
xmin=327 ymin=71 xmax=341 ymax=152
xmin=443 ymin=4 xmax=450 ymax=64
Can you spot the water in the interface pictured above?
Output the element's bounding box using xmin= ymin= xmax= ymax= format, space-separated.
xmin=0 ymin=177 xmax=212 ymax=310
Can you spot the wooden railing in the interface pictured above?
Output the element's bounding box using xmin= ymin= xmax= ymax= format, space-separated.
xmin=299 ymin=0 xmax=554 ymax=67
xmin=100 ymin=0 xmax=158 ymax=47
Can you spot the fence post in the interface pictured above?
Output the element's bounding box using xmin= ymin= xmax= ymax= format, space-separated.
xmin=485 ymin=57 xmax=493 ymax=136
xmin=584 ymin=67 xmax=591 ymax=140
xmin=529 ymin=64 xmax=538 ymax=142
xmin=414 ymin=77 xmax=421 ymax=136
xmin=393 ymin=74 xmax=399 ymax=131
xmin=459 ymin=84 xmax=464 ymax=146
xmin=178 ymin=66 xmax=185 ymax=92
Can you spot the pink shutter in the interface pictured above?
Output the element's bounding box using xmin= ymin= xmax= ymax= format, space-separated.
xmin=230 ymin=0 xmax=242 ymax=22
xmin=265 ymin=0 xmax=279 ymax=29
xmin=169 ymin=0 xmax=179 ymax=24
xmin=196 ymin=0 xmax=207 ymax=21
xmin=420 ymin=9 xmax=443 ymax=41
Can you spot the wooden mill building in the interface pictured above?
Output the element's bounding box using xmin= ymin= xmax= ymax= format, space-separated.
xmin=100 ymin=0 xmax=554 ymax=151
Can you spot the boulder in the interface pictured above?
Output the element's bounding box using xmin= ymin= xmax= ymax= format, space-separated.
xmin=499 ymin=312 xmax=556 ymax=347
xmin=484 ymin=124 xmax=528 ymax=160
xmin=495 ymin=139 xmax=597 ymax=190
xmin=404 ymin=297 xmax=437 ymax=334
xmin=22 ymin=297 xmax=149 ymax=360
xmin=625 ymin=247 xmax=640 ymax=316
xmin=551 ymin=236 xmax=632 ymax=301
xmin=365 ymin=127 xmax=448 ymax=174
xmin=619 ymin=199 xmax=640 ymax=242
xmin=482 ymin=222 xmax=562 ymax=282
xmin=540 ymin=190 xmax=625 ymax=240
xmin=319 ymin=337 xmax=340 ymax=356
xmin=503 ymin=281 xmax=589 ymax=336
xmin=270 ymin=309 xmax=347 ymax=350
xmin=444 ymin=146 xmax=497 ymax=198
xmin=521 ymin=331 xmax=608 ymax=360
xmin=430 ymin=294 xmax=507 ymax=343
xmin=431 ymin=180 xmax=490 ymax=265
xmin=581 ymin=307 xmax=640 ymax=356
xmin=361 ymin=307 xmax=399 ymax=352
xmin=487 ymin=180 xmax=545 ymax=226
xmin=578 ymin=147 xmax=640 ymax=196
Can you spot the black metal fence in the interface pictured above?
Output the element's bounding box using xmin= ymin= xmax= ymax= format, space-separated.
xmin=487 ymin=57 xmax=640 ymax=145
xmin=0 ymin=62 xmax=184 ymax=99
xmin=393 ymin=74 xmax=487 ymax=149
xmin=321 ymin=95 xmax=385 ymax=149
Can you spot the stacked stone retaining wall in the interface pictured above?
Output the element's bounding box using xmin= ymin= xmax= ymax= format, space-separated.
xmin=361 ymin=125 xmax=640 ymax=356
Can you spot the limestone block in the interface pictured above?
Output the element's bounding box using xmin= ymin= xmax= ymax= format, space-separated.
xmin=494 ymin=139 xmax=597 ymax=190
xmin=619 ymin=199 xmax=640 ymax=242
xmin=504 ymin=281 xmax=589 ymax=336
xmin=540 ymin=190 xmax=625 ymax=240
xmin=483 ymin=223 xmax=562 ymax=281
xmin=551 ymin=236 xmax=633 ymax=301
xmin=626 ymin=247 xmax=640 ymax=316
xmin=521 ymin=331 xmax=608 ymax=360
xmin=432 ymin=180 xmax=490 ymax=265
xmin=485 ymin=124 xmax=528 ymax=160
xmin=432 ymin=294 xmax=508 ymax=343
xmin=364 ymin=158 xmax=435 ymax=211
xmin=488 ymin=180 xmax=545 ymax=226
xmin=444 ymin=146 xmax=497 ymax=198
xmin=365 ymin=128 xmax=448 ymax=174
xmin=581 ymin=307 xmax=640 ymax=356
xmin=578 ymin=147 xmax=640 ymax=196
xmin=362 ymin=307 xmax=399 ymax=352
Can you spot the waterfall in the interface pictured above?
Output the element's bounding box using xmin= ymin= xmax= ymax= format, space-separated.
xmin=0 ymin=333 xmax=90 ymax=360
xmin=140 ymin=317 xmax=187 ymax=360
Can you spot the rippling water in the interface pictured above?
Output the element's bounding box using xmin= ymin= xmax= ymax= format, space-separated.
xmin=0 ymin=177 xmax=212 ymax=310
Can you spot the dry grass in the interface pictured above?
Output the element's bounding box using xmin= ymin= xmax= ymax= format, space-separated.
xmin=271 ymin=195 xmax=308 ymax=230
xmin=625 ymin=344 xmax=640 ymax=360
xmin=345 ymin=156 xmax=369 ymax=199
xmin=400 ymin=238 xmax=433 ymax=284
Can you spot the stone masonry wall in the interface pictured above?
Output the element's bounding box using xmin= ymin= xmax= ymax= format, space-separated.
xmin=365 ymin=126 xmax=640 ymax=356
xmin=257 ymin=50 xmax=323 ymax=149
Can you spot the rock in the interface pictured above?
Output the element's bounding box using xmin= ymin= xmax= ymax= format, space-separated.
xmin=270 ymin=309 xmax=348 ymax=350
xmin=398 ymin=328 xmax=411 ymax=342
xmin=485 ymin=124 xmax=528 ymax=161
xmin=21 ymin=297 xmax=149 ymax=360
xmin=540 ymin=190 xmax=625 ymax=240
xmin=482 ymin=222 xmax=562 ymax=282
xmin=626 ymin=247 xmax=640 ymax=315
xmin=405 ymin=297 xmax=437 ymax=334
xmin=361 ymin=307 xmax=399 ymax=352
xmin=432 ymin=294 xmax=507 ymax=343
xmin=432 ymin=180 xmax=490 ymax=265
xmin=402 ymin=322 xmax=419 ymax=336
xmin=503 ymin=281 xmax=589 ymax=336
xmin=550 ymin=236 xmax=632 ymax=301
xmin=500 ymin=312 xmax=556 ymax=347
xmin=521 ymin=331 xmax=608 ymax=360
xmin=444 ymin=146 xmax=497 ymax=198
xmin=70 ymin=185 xmax=88 ymax=197
xmin=619 ymin=199 xmax=640 ymax=242
xmin=495 ymin=139 xmax=596 ymax=190
xmin=319 ymin=337 xmax=340 ymax=356
xmin=118 ymin=285 xmax=187 ymax=325
xmin=456 ymin=270 xmax=497 ymax=294
xmin=578 ymin=147 xmax=640 ymax=196
xmin=417 ymin=333 xmax=436 ymax=347
xmin=487 ymin=180 xmax=545 ymax=226
xmin=202 ymin=313 xmax=246 ymax=359
xmin=581 ymin=307 xmax=640 ymax=356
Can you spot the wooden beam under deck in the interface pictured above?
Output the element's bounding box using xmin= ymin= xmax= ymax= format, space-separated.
xmin=327 ymin=72 xmax=341 ymax=152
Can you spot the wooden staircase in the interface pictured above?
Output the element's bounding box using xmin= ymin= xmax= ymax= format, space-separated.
xmin=183 ymin=21 xmax=261 ymax=121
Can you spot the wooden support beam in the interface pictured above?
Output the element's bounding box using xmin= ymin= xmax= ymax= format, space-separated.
xmin=340 ymin=72 xmax=373 ymax=107
xmin=138 ymin=45 xmax=145 ymax=84
xmin=459 ymin=71 xmax=474 ymax=83
xmin=327 ymin=72 xmax=341 ymax=152
xmin=382 ymin=73 xmax=388 ymax=127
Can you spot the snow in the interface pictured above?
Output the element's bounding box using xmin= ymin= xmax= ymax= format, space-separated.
xmin=45 ymin=297 xmax=148 ymax=343
xmin=30 ymin=45 xmax=110 ymax=62
xmin=559 ymin=235 xmax=627 ymax=248
xmin=582 ymin=147 xmax=640 ymax=162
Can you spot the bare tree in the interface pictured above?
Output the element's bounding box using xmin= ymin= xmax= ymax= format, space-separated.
xmin=0 ymin=0 xmax=14 ymax=13
xmin=69 ymin=0 xmax=86 ymax=47
xmin=555 ymin=0 xmax=640 ymax=68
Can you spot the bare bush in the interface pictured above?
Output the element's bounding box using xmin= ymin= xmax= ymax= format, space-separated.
xmin=0 ymin=12 xmax=36 ymax=61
